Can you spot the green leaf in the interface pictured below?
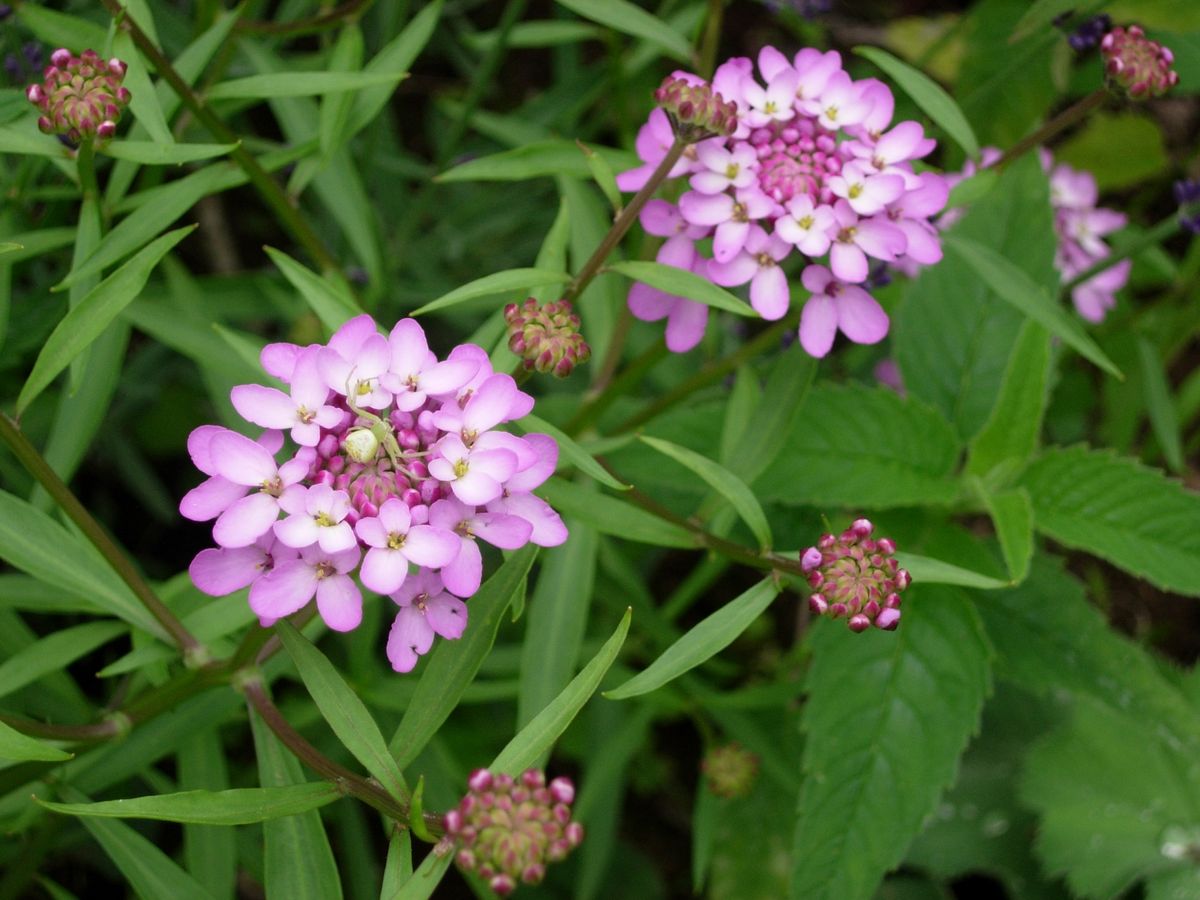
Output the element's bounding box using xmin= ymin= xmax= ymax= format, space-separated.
xmin=0 ymin=490 xmax=165 ymax=638
xmin=725 ymin=349 xmax=818 ymax=484
xmin=318 ymin=25 xmax=364 ymax=161
xmin=854 ymin=46 xmax=979 ymax=158
xmin=409 ymin=268 xmax=571 ymax=316
xmin=518 ymin=414 xmax=630 ymax=490
xmin=1018 ymin=446 xmax=1200 ymax=596
xmin=347 ymin=0 xmax=443 ymax=137
xmin=113 ymin=33 xmax=174 ymax=146
xmin=19 ymin=225 xmax=195 ymax=413
xmin=177 ymin=728 xmax=235 ymax=900
xmin=492 ymin=608 xmax=631 ymax=774
xmin=0 ymin=228 xmax=74 ymax=263
xmin=388 ymin=546 xmax=538 ymax=768
xmin=1022 ymin=698 xmax=1200 ymax=898
xmin=792 ymin=587 xmax=992 ymax=900
xmin=606 ymin=579 xmax=779 ymax=700
xmin=980 ymin=487 xmax=1034 ymax=585
xmin=640 ymin=436 xmax=773 ymax=549
xmin=0 ymin=719 xmax=71 ymax=762
xmin=1137 ymin=336 xmax=1185 ymax=473
xmin=1146 ymin=868 xmax=1200 ymax=900
xmin=407 ymin=776 xmax=434 ymax=842
xmin=577 ymin=140 xmax=622 ymax=212
xmin=380 ymin=828 xmax=413 ymax=898
xmin=387 ymin=850 xmax=453 ymax=900
xmin=895 ymin=552 xmax=1012 ymax=590
xmin=265 ymin=247 xmax=364 ymax=332
xmin=14 ymin=4 xmax=107 ymax=49
xmin=38 ymin=783 xmax=340 ymax=825
xmin=554 ymin=0 xmax=692 ymax=61
xmin=1056 ymin=112 xmax=1169 ymax=191
xmin=277 ymin=620 xmax=408 ymax=801
xmin=0 ymin=621 xmax=125 ymax=701
xmin=756 ymin=385 xmax=962 ymax=508
xmin=945 ymin=169 xmax=999 ymax=208
xmin=537 ymin=477 xmax=697 ymax=548
xmin=208 ymin=70 xmax=407 ymax=100
xmin=605 ymin=260 xmax=757 ymax=317
xmin=943 ymin=234 xmax=1121 ymax=379
xmin=52 ymin=789 xmax=212 ymax=900
xmin=437 ymin=140 xmax=637 ymax=182
xmin=100 ymin=141 xmax=239 ymax=165
xmin=966 ymin=320 xmax=1052 ymax=480
xmin=250 ymin=703 xmax=344 ymax=900
xmin=0 ymin=121 xmax=70 ymax=158
xmin=1012 ymin=0 xmax=1101 ymax=40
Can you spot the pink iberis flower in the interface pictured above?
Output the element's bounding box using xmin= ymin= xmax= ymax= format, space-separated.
xmin=618 ymin=47 xmax=950 ymax=357
xmin=181 ymin=315 xmax=567 ymax=673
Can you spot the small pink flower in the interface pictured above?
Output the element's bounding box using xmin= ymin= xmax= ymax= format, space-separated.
xmin=802 ymin=71 xmax=873 ymax=131
xmin=774 ymin=195 xmax=835 ymax=256
xmin=355 ymin=498 xmax=460 ymax=594
xmin=627 ymin=235 xmax=710 ymax=353
xmin=274 ymin=483 xmax=357 ymax=553
xmin=828 ymin=161 xmax=905 ymax=216
xmin=189 ymin=534 xmax=298 ymax=598
xmin=828 ymin=201 xmax=906 ymax=284
xmin=386 ymin=571 xmax=468 ymax=672
xmin=429 ymin=499 xmax=533 ymax=597
xmin=382 ymin=318 xmax=479 ymax=412
xmin=798 ymin=264 xmax=889 ymax=358
xmin=428 ymin=434 xmax=519 ymax=506
xmin=707 ymin=225 xmax=792 ymax=319
xmin=318 ymin=315 xmax=392 ymax=409
xmin=615 ymin=108 xmax=696 ymax=191
xmin=689 ymin=141 xmax=759 ymax=194
xmin=742 ymin=69 xmax=799 ymax=128
xmin=249 ymin=544 xmax=363 ymax=631
xmin=231 ymin=347 xmax=344 ymax=446
xmin=205 ymin=430 xmax=312 ymax=548
xmin=679 ymin=187 xmax=774 ymax=263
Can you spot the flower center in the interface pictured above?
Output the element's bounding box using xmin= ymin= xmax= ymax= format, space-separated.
xmin=387 ymin=533 xmax=407 ymax=550
xmin=315 ymin=561 xmax=336 ymax=579
xmin=315 ymin=511 xmax=336 ymax=527
xmin=848 ymin=183 xmax=863 ymax=199
xmin=453 ymin=458 xmax=470 ymax=479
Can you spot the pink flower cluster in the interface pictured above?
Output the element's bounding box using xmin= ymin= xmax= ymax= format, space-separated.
xmin=618 ymin=47 xmax=949 ymax=358
xmin=180 ymin=315 xmax=566 ymax=673
xmin=26 ymin=48 xmax=131 ymax=144
xmin=801 ymin=518 xmax=909 ymax=632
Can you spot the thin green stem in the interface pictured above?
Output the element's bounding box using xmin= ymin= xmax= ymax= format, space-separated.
xmin=0 ymin=413 xmax=201 ymax=656
xmin=1063 ymin=211 xmax=1185 ymax=294
xmin=98 ymin=0 xmax=342 ymax=277
xmin=562 ymin=138 xmax=687 ymax=305
xmin=587 ymin=304 xmax=634 ymax=395
xmin=995 ymin=88 xmax=1107 ymax=169
xmin=698 ymin=0 xmax=725 ymax=78
xmin=563 ymin=339 xmax=668 ymax=436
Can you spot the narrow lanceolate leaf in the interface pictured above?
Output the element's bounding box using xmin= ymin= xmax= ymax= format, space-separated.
xmin=757 ymin=385 xmax=962 ymax=509
xmin=944 ymin=234 xmax=1121 ymax=378
xmin=966 ymin=320 xmax=1052 ymax=481
xmin=347 ymin=0 xmax=443 ymax=136
xmin=264 ymin=247 xmax=363 ymax=332
xmin=1137 ymin=336 xmax=1186 ymax=473
xmin=945 ymin=169 xmax=998 ymax=208
xmin=410 ymin=268 xmax=572 ymax=316
xmin=19 ymin=225 xmax=195 ymax=413
xmin=437 ymin=140 xmax=637 ymax=183
xmin=38 ymin=784 xmax=340 ymax=825
xmin=0 ymin=720 xmax=72 ymax=762
xmin=893 ymin=552 xmax=1011 ymax=590
xmin=0 ymin=490 xmax=165 ymax=638
xmin=388 ymin=849 xmax=454 ymax=900
xmin=492 ymin=608 xmax=631 ymax=775
xmin=114 ymin=33 xmax=173 ymax=146
xmin=605 ymin=261 xmax=757 ymax=317
xmin=554 ymin=0 xmax=693 ymax=62
xmin=854 ymin=46 xmax=980 ymax=158
xmin=1019 ymin=446 xmax=1200 ymax=596
xmin=537 ymin=477 xmax=697 ymax=548
xmin=207 ymin=70 xmax=407 ymax=100
xmin=52 ymin=789 xmax=211 ymax=900
xmin=981 ymin=487 xmax=1034 ymax=584
xmin=792 ymin=587 xmax=992 ymax=900
xmin=578 ymin=141 xmax=622 ymax=212
xmin=519 ymin=415 xmax=630 ymax=490
xmin=100 ymin=141 xmax=239 ymax=165
xmin=277 ymin=621 xmax=408 ymax=801
xmin=640 ymin=436 xmax=773 ymax=550
xmin=389 ymin=546 xmax=538 ymax=768
xmin=0 ymin=121 xmax=70 ymax=158
xmin=0 ymin=621 xmax=125 ymax=700
xmin=606 ymin=580 xmax=779 ymax=700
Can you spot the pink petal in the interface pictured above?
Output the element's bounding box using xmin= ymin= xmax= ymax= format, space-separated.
xmin=420 ymin=358 xmax=478 ymax=396
xmin=289 ymin=347 xmax=332 ymax=409
xmin=854 ymin=219 xmax=906 ymax=261
xmin=273 ymin=513 xmax=320 ymax=549
xmin=707 ymin=253 xmax=758 ymax=287
xmin=505 ymin=433 xmax=558 ymax=492
xmin=317 ymin=521 xmax=357 ymax=554
xmin=492 ymin=493 xmax=568 ymax=547
xmin=389 ymin=318 xmax=432 ymax=376
xmin=424 ymin=592 xmax=468 ymax=640
xmin=830 ymin=242 xmax=869 ymax=283
xmin=403 ymin=525 xmax=462 ymax=568
xmin=628 ymin=283 xmax=673 ymax=321
xmin=386 ymin=606 xmax=433 ymax=672
xmin=472 ymin=512 xmax=534 ymax=549
xmin=713 ymin=220 xmax=751 ymax=263
xmin=665 ymin=297 xmax=709 ymax=352
xmin=639 ymin=199 xmax=683 ymax=236
xmin=679 ymin=191 xmax=734 ymax=227
xmin=451 ymin=469 xmax=503 ymax=505
xmin=799 ymin=293 xmax=838 ymax=358
xmin=214 ymin=492 xmax=281 ymax=548
xmin=189 ymin=546 xmax=265 ymax=596
xmin=355 ymin=515 xmax=390 ymax=549
xmin=316 ymin=574 xmax=362 ymax=632
xmin=361 ymin=547 xmax=410 ymax=595
xmin=230 ymin=385 xmax=296 ymax=431
xmin=439 ymin=539 xmax=482 ymax=597
xmin=180 ymin=476 xmax=247 ymax=522
xmin=377 ymin=497 xmax=413 ymax=533
xmin=187 ymin=425 xmax=226 ymax=475
xmin=750 ymin=266 xmax=790 ymax=320
xmin=249 ymin=559 xmax=316 ymax=620
xmin=260 ymin=342 xmax=300 ymax=381
xmin=837 ymin=286 xmax=890 ymax=345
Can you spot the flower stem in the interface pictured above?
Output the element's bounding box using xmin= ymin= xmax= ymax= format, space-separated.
xmin=97 ymin=0 xmax=342 ymax=278
xmin=995 ymin=88 xmax=1107 ymax=169
xmin=0 ymin=412 xmax=202 ymax=657
xmin=562 ymin=138 xmax=687 ymax=305
xmin=1062 ymin=210 xmax=1185 ymax=294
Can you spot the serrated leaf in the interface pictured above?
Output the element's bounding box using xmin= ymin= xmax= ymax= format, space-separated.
xmin=757 ymin=385 xmax=962 ymax=508
xmin=38 ymin=783 xmax=340 ymax=825
xmin=554 ymin=0 xmax=693 ymax=61
xmin=981 ymin=487 xmax=1034 ymax=584
xmin=518 ymin=414 xmax=630 ymax=490
xmin=944 ymin=234 xmax=1121 ymax=379
xmin=492 ymin=608 xmax=630 ymax=774
xmin=388 ymin=546 xmax=538 ymax=768
xmin=410 ymin=268 xmax=571 ymax=316
xmin=536 ymin=477 xmax=697 ymax=548
xmin=966 ymin=320 xmax=1052 ymax=480
xmin=437 ymin=140 xmax=638 ymax=182
xmin=100 ymin=141 xmax=239 ymax=165
xmin=896 ymin=553 xmax=1012 ymax=590
xmin=277 ymin=620 xmax=408 ymax=801
xmin=640 ymin=436 xmax=772 ymax=549
xmin=854 ymin=46 xmax=979 ymax=158
xmin=19 ymin=225 xmax=195 ymax=413
xmin=792 ymin=587 xmax=992 ymax=900
xmin=605 ymin=260 xmax=757 ymax=317
xmin=1022 ymin=698 xmax=1200 ymax=898
xmin=0 ymin=719 xmax=71 ymax=762
xmin=1019 ymin=446 xmax=1200 ymax=596
xmin=606 ymin=579 xmax=779 ymax=700
xmin=265 ymin=247 xmax=363 ymax=331
xmin=207 ymin=70 xmax=407 ymax=100
xmin=0 ymin=621 xmax=125 ymax=700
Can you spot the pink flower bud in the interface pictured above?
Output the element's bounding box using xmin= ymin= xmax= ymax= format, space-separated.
xmin=802 ymin=518 xmax=911 ymax=632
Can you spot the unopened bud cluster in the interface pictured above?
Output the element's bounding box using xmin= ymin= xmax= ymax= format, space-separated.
xmin=26 ymin=48 xmax=131 ymax=144
xmin=801 ymin=518 xmax=910 ymax=632
xmin=504 ymin=298 xmax=591 ymax=378
xmin=444 ymin=768 xmax=584 ymax=896
xmin=1101 ymin=26 xmax=1179 ymax=99
xmin=654 ymin=75 xmax=738 ymax=142
xmin=702 ymin=743 xmax=759 ymax=798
